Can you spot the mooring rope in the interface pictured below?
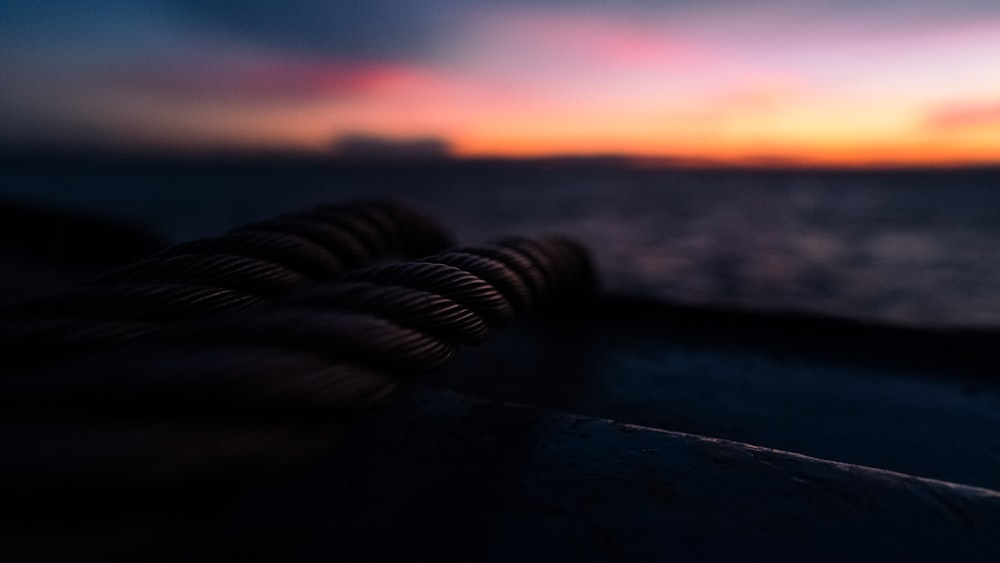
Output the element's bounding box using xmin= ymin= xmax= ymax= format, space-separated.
xmin=0 ymin=200 xmax=596 ymax=494
xmin=0 ymin=199 xmax=453 ymax=366
xmin=4 ymin=237 xmax=594 ymax=413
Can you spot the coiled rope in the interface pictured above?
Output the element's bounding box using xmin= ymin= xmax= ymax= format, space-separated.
xmin=0 ymin=199 xmax=452 ymax=366
xmin=0 ymin=201 xmax=596 ymax=494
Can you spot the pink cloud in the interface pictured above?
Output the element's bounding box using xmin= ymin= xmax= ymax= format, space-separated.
xmin=926 ymin=100 xmax=1000 ymax=130
xmin=486 ymin=13 xmax=709 ymax=69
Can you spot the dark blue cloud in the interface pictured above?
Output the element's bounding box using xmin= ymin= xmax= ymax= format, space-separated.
xmin=165 ymin=0 xmax=448 ymax=61
xmin=5 ymin=0 xmax=1000 ymax=64
xmin=160 ymin=0 xmax=1000 ymax=61
xmin=160 ymin=0 xmax=729 ymax=61
xmin=1 ymin=1 xmax=189 ymax=59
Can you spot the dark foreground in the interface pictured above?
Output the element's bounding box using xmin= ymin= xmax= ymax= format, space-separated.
xmin=180 ymin=387 xmax=1000 ymax=563
xmin=1 ymin=194 xmax=999 ymax=561
xmin=4 ymin=296 xmax=999 ymax=562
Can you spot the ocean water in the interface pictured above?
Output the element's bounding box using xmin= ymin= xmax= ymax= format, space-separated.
xmin=3 ymin=160 xmax=1000 ymax=328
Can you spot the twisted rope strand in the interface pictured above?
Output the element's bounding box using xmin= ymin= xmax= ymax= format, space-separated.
xmin=340 ymin=262 xmax=515 ymax=324
xmin=150 ymin=230 xmax=343 ymax=280
xmin=283 ymin=282 xmax=489 ymax=344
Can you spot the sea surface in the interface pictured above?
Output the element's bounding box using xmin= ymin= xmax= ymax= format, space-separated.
xmin=3 ymin=158 xmax=1000 ymax=328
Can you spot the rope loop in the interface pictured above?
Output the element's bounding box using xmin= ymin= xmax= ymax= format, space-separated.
xmin=340 ymin=262 xmax=515 ymax=324
xmin=151 ymin=230 xmax=343 ymax=279
xmin=0 ymin=199 xmax=454 ymax=358
xmin=284 ymin=282 xmax=488 ymax=344
xmin=0 ymin=199 xmax=597 ymax=492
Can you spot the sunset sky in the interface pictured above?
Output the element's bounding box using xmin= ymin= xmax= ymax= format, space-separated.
xmin=3 ymin=0 xmax=1000 ymax=165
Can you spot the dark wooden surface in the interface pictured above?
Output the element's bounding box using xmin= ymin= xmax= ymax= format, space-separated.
xmin=435 ymin=297 xmax=1000 ymax=490
xmin=179 ymin=389 xmax=1000 ymax=562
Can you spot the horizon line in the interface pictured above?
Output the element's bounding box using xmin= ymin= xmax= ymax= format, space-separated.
xmin=1 ymin=145 xmax=999 ymax=171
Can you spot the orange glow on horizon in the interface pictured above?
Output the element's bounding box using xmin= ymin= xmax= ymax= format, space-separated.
xmin=177 ymin=10 xmax=1000 ymax=167
xmin=26 ymin=5 xmax=999 ymax=168
xmin=152 ymin=98 xmax=1000 ymax=167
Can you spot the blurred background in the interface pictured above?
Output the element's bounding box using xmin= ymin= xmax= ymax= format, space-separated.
xmin=2 ymin=0 xmax=1000 ymax=326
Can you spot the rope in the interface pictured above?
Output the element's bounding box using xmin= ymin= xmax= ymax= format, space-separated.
xmin=0 ymin=199 xmax=452 ymax=363
xmin=0 ymin=197 xmax=596 ymax=498
xmin=283 ymin=282 xmax=489 ymax=344
xmin=4 ymin=236 xmax=594 ymax=406
xmin=339 ymin=262 xmax=515 ymax=324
